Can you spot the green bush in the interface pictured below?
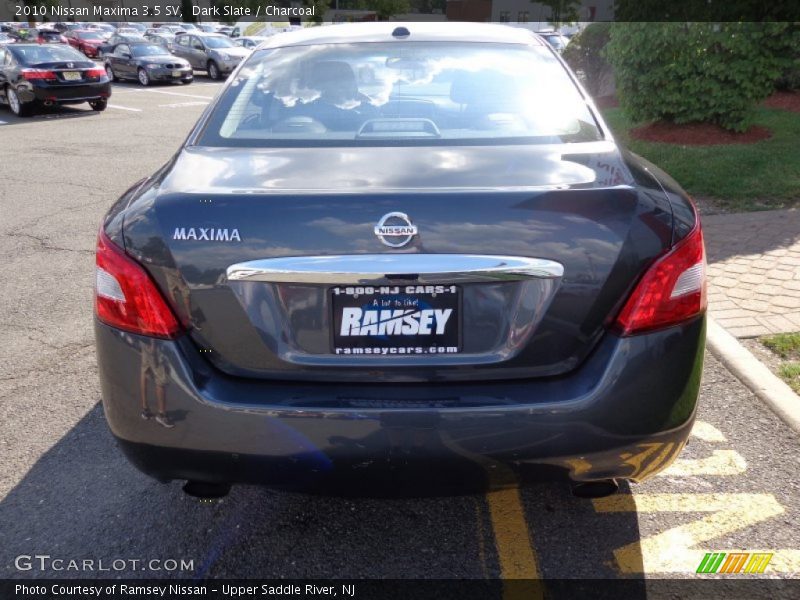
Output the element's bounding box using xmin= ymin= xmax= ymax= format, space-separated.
xmin=562 ymin=22 xmax=613 ymax=97
xmin=605 ymin=23 xmax=799 ymax=132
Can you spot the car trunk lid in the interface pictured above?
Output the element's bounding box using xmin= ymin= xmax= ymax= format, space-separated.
xmin=122 ymin=143 xmax=674 ymax=382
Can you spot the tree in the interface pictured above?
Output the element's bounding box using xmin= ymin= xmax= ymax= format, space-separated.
xmin=22 ymin=0 xmax=57 ymax=26
xmin=605 ymin=22 xmax=800 ymax=131
xmin=353 ymin=0 xmax=410 ymax=19
xmin=303 ymin=0 xmax=329 ymax=23
xmin=535 ymin=0 xmax=581 ymax=27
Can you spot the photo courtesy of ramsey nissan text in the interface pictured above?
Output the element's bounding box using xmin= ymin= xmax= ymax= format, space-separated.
xmin=2 ymin=0 xmax=800 ymax=598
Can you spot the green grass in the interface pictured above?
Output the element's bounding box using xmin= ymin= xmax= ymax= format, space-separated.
xmin=602 ymin=107 xmax=800 ymax=212
xmin=762 ymin=332 xmax=800 ymax=359
xmin=761 ymin=333 xmax=800 ymax=394
xmin=778 ymin=363 xmax=800 ymax=394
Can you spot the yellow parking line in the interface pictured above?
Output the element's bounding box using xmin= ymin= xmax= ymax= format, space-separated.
xmin=594 ymin=493 xmax=791 ymax=573
xmin=691 ymin=421 xmax=727 ymax=442
xmin=440 ymin=433 xmax=542 ymax=593
xmin=659 ymin=449 xmax=747 ymax=477
xmin=486 ymin=485 xmax=542 ymax=580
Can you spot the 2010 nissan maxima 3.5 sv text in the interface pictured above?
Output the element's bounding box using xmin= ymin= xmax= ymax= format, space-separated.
xmin=94 ymin=23 xmax=706 ymax=498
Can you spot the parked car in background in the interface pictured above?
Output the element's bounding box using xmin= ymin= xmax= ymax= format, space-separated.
xmin=536 ymin=30 xmax=570 ymax=53
xmin=116 ymin=27 xmax=141 ymax=36
xmin=216 ymin=26 xmax=233 ymax=37
xmin=144 ymin=32 xmax=176 ymax=51
xmin=98 ymin=33 xmax=146 ymax=57
xmin=234 ymin=36 xmax=271 ymax=50
xmin=0 ymin=43 xmax=110 ymax=116
xmin=104 ymin=42 xmax=192 ymax=86
xmin=34 ymin=29 xmax=69 ymax=44
xmin=153 ymin=24 xmax=186 ymax=35
xmin=0 ymin=32 xmax=14 ymax=45
xmin=94 ymin=23 xmax=706 ymax=498
xmin=86 ymin=23 xmax=116 ymax=37
xmin=197 ymin=24 xmax=221 ymax=33
xmin=171 ymin=32 xmax=248 ymax=80
xmin=115 ymin=22 xmax=147 ymax=33
xmin=52 ymin=22 xmax=87 ymax=33
xmin=65 ymin=30 xmax=107 ymax=58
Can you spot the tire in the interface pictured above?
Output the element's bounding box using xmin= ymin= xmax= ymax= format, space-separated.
xmin=137 ymin=68 xmax=150 ymax=87
xmin=207 ymin=60 xmax=220 ymax=81
xmin=7 ymin=86 xmax=31 ymax=117
xmin=90 ymin=98 xmax=107 ymax=112
xmin=105 ymin=64 xmax=116 ymax=82
xmin=182 ymin=78 xmax=193 ymax=85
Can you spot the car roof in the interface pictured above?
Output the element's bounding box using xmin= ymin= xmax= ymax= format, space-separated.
xmin=257 ymin=22 xmax=543 ymax=50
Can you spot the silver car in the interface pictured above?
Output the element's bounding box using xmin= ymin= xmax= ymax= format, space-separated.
xmin=171 ymin=32 xmax=248 ymax=80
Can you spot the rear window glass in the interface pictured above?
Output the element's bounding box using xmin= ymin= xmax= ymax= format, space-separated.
xmin=9 ymin=44 xmax=85 ymax=64
xmin=197 ymin=42 xmax=601 ymax=147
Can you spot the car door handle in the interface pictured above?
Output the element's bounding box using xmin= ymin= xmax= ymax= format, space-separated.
xmin=226 ymin=254 xmax=564 ymax=284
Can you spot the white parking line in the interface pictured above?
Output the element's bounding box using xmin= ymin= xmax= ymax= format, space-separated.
xmin=159 ymin=101 xmax=209 ymax=108
xmin=129 ymin=89 xmax=214 ymax=100
xmin=107 ymin=104 xmax=142 ymax=112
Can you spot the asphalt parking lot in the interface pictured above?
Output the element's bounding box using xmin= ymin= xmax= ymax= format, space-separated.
xmin=1 ymin=78 xmax=800 ymax=589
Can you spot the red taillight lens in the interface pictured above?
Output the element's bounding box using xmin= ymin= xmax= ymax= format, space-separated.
xmin=613 ymin=223 xmax=707 ymax=336
xmin=21 ymin=69 xmax=57 ymax=81
xmin=85 ymin=67 xmax=106 ymax=78
xmin=95 ymin=229 xmax=181 ymax=339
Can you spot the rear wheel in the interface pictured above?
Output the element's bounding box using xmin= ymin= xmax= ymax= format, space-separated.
xmin=90 ymin=98 xmax=107 ymax=112
xmin=207 ymin=60 xmax=220 ymax=81
xmin=105 ymin=64 xmax=116 ymax=82
xmin=137 ymin=68 xmax=150 ymax=87
xmin=7 ymin=86 xmax=31 ymax=117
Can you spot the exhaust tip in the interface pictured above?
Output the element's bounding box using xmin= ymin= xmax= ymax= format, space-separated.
xmin=571 ymin=479 xmax=619 ymax=499
xmin=182 ymin=481 xmax=231 ymax=499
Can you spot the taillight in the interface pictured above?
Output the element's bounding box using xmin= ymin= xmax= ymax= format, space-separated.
xmin=613 ymin=223 xmax=707 ymax=335
xmin=95 ymin=229 xmax=181 ymax=339
xmin=85 ymin=67 xmax=106 ymax=78
xmin=21 ymin=69 xmax=57 ymax=81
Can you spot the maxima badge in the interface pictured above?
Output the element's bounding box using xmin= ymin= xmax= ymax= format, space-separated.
xmin=374 ymin=212 xmax=418 ymax=248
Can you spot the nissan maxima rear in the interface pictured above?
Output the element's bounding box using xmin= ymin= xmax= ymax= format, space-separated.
xmin=95 ymin=23 xmax=706 ymax=498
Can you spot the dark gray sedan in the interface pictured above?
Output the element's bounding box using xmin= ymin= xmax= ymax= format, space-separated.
xmin=95 ymin=23 xmax=706 ymax=499
xmin=104 ymin=42 xmax=192 ymax=86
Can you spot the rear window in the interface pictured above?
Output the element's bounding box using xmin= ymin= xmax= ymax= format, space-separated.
xmin=9 ymin=44 xmax=85 ymax=64
xmin=197 ymin=41 xmax=601 ymax=147
xmin=131 ymin=44 xmax=168 ymax=57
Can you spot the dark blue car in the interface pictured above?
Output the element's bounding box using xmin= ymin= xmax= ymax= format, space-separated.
xmin=94 ymin=23 xmax=706 ymax=499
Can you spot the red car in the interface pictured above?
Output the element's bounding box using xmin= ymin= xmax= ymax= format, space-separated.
xmin=65 ymin=30 xmax=107 ymax=58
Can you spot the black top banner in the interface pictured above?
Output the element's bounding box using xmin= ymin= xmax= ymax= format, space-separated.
xmin=2 ymin=1 xmax=800 ymax=24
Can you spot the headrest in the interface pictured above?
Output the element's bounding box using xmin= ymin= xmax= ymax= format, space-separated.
xmin=308 ymin=61 xmax=358 ymax=104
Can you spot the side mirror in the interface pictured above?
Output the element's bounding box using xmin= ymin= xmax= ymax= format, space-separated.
xmin=122 ymin=52 xmax=131 ymax=59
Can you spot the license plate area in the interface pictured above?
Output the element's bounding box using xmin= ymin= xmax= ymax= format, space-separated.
xmin=172 ymin=70 xmax=181 ymax=78
xmin=331 ymin=285 xmax=462 ymax=356
xmin=62 ymin=71 xmax=81 ymax=81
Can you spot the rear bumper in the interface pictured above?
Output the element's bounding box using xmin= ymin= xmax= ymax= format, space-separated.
xmin=20 ymin=80 xmax=110 ymax=104
xmin=95 ymin=317 xmax=705 ymax=490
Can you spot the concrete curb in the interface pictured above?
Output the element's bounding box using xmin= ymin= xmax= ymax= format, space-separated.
xmin=707 ymin=317 xmax=800 ymax=434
